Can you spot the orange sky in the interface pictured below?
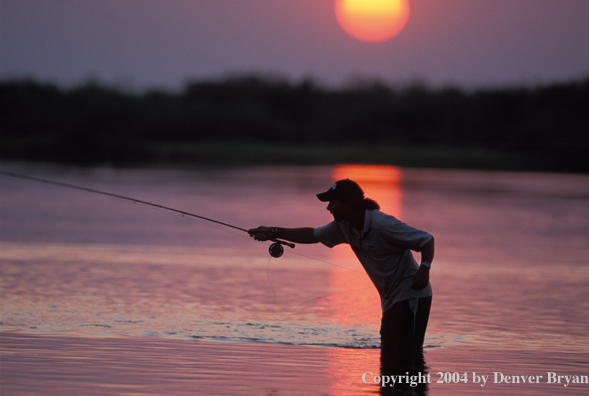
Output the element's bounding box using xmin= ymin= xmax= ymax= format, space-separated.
xmin=1 ymin=0 xmax=588 ymax=90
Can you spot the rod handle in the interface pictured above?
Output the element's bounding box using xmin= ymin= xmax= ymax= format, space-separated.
xmin=271 ymin=238 xmax=295 ymax=249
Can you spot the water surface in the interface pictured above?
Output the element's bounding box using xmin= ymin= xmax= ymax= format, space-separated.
xmin=1 ymin=163 xmax=588 ymax=395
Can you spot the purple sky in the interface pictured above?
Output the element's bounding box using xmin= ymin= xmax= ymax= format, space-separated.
xmin=1 ymin=0 xmax=588 ymax=91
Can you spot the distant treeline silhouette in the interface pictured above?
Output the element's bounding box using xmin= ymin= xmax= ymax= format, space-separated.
xmin=1 ymin=76 xmax=588 ymax=171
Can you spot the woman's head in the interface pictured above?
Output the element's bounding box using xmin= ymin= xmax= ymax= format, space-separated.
xmin=316 ymin=179 xmax=364 ymax=203
xmin=317 ymin=179 xmax=380 ymax=219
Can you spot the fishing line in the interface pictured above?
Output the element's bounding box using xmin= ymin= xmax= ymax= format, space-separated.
xmin=265 ymin=253 xmax=376 ymax=322
xmin=0 ymin=170 xmax=294 ymax=256
xmin=264 ymin=247 xmax=374 ymax=322
xmin=266 ymin=256 xmax=278 ymax=320
xmin=2 ymin=170 xmax=373 ymax=320
xmin=280 ymin=248 xmax=366 ymax=275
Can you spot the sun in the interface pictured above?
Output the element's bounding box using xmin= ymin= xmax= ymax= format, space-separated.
xmin=334 ymin=0 xmax=410 ymax=43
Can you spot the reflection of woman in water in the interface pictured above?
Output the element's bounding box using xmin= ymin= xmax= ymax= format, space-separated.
xmin=249 ymin=178 xmax=434 ymax=353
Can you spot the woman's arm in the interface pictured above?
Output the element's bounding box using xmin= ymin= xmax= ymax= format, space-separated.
xmin=411 ymin=236 xmax=435 ymax=290
xmin=248 ymin=226 xmax=319 ymax=244
xmin=419 ymin=236 xmax=435 ymax=264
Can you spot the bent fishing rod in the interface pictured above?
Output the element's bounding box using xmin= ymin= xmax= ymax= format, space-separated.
xmin=0 ymin=170 xmax=294 ymax=258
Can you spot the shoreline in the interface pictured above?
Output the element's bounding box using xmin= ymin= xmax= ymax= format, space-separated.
xmin=1 ymin=141 xmax=586 ymax=174
xmin=3 ymin=77 xmax=588 ymax=175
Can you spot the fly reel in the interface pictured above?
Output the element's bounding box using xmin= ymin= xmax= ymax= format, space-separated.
xmin=268 ymin=239 xmax=295 ymax=258
xmin=269 ymin=242 xmax=284 ymax=258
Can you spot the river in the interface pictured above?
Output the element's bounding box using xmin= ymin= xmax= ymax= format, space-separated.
xmin=1 ymin=163 xmax=588 ymax=395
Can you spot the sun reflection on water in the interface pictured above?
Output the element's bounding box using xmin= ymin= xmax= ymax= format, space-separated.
xmin=324 ymin=164 xmax=405 ymax=393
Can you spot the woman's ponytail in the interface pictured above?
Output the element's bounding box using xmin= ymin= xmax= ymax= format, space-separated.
xmin=362 ymin=198 xmax=380 ymax=211
xmin=351 ymin=197 xmax=380 ymax=211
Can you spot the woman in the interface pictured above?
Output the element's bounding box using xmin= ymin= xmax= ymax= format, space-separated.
xmin=249 ymin=178 xmax=435 ymax=352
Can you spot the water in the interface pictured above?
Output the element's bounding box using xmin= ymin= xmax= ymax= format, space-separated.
xmin=1 ymin=163 xmax=588 ymax=395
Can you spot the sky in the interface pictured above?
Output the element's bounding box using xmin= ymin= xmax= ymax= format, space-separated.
xmin=1 ymin=0 xmax=589 ymax=91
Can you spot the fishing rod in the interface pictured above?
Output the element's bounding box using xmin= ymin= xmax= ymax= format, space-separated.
xmin=0 ymin=170 xmax=294 ymax=258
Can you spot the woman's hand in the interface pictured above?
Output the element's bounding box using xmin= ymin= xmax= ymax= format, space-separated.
xmin=248 ymin=226 xmax=273 ymax=241
xmin=410 ymin=265 xmax=430 ymax=290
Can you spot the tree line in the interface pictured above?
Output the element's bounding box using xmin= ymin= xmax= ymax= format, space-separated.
xmin=1 ymin=76 xmax=587 ymax=171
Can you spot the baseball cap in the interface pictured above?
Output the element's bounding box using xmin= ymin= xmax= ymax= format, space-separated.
xmin=316 ymin=179 xmax=364 ymax=202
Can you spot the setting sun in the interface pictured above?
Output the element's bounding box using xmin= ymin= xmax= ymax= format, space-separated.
xmin=334 ymin=0 xmax=410 ymax=43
